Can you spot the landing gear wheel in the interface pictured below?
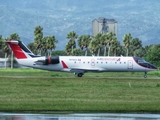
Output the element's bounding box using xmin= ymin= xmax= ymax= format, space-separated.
xmin=77 ymin=73 xmax=83 ymax=77
xmin=144 ymin=75 xmax=147 ymax=78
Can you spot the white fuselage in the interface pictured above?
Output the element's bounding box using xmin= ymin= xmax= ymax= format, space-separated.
xmin=16 ymin=56 xmax=155 ymax=73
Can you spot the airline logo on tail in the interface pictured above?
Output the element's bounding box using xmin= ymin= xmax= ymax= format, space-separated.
xmin=7 ymin=40 xmax=27 ymax=59
xmin=6 ymin=40 xmax=37 ymax=59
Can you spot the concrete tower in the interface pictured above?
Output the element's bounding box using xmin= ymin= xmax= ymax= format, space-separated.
xmin=92 ymin=17 xmax=117 ymax=37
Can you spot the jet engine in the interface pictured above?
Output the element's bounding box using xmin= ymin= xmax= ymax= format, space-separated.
xmin=35 ymin=56 xmax=60 ymax=65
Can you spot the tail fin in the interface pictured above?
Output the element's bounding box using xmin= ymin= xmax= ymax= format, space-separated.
xmin=6 ymin=40 xmax=38 ymax=59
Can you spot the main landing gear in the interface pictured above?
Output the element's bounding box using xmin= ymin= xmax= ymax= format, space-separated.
xmin=74 ymin=73 xmax=84 ymax=77
xmin=144 ymin=72 xmax=147 ymax=78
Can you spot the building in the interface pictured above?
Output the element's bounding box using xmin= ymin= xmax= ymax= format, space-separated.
xmin=92 ymin=17 xmax=117 ymax=37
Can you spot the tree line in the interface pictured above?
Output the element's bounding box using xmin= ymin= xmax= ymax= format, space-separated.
xmin=0 ymin=25 xmax=160 ymax=67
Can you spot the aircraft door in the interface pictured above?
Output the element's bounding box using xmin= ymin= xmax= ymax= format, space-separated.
xmin=91 ymin=59 xmax=95 ymax=66
xmin=128 ymin=60 xmax=133 ymax=69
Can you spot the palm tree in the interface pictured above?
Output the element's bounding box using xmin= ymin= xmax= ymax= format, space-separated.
xmin=65 ymin=43 xmax=72 ymax=55
xmin=89 ymin=37 xmax=101 ymax=56
xmin=94 ymin=33 xmax=103 ymax=56
xmin=72 ymin=48 xmax=84 ymax=56
xmin=130 ymin=38 xmax=142 ymax=56
xmin=10 ymin=33 xmax=20 ymax=40
xmin=123 ymin=33 xmax=132 ymax=56
xmin=78 ymin=35 xmax=84 ymax=50
xmin=78 ymin=35 xmax=91 ymax=56
xmin=41 ymin=36 xmax=48 ymax=55
xmin=109 ymin=32 xmax=118 ymax=56
xmin=111 ymin=39 xmax=120 ymax=56
xmin=34 ymin=26 xmax=43 ymax=55
xmin=28 ymin=42 xmax=37 ymax=54
xmin=88 ymin=38 xmax=97 ymax=55
xmin=101 ymin=32 xmax=116 ymax=56
xmin=101 ymin=34 xmax=107 ymax=56
xmin=46 ymin=36 xmax=58 ymax=56
xmin=66 ymin=31 xmax=78 ymax=55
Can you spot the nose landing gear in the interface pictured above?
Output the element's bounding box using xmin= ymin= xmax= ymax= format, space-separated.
xmin=144 ymin=72 xmax=147 ymax=78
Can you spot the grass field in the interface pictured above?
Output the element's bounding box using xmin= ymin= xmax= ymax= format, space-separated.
xmin=0 ymin=68 xmax=160 ymax=113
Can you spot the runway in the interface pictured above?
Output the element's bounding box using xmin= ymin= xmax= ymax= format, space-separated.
xmin=2 ymin=75 xmax=160 ymax=79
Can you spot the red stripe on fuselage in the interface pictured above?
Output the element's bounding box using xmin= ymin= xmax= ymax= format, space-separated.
xmin=7 ymin=42 xmax=27 ymax=59
xmin=61 ymin=61 xmax=68 ymax=68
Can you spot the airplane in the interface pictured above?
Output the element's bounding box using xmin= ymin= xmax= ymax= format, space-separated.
xmin=6 ymin=40 xmax=157 ymax=78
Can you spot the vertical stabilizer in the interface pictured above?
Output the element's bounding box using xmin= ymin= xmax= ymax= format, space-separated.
xmin=6 ymin=40 xmax=37 ymax=59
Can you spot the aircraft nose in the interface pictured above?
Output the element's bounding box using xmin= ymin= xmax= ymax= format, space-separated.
xmin=148 ymin=63 xmax=158 ymax=70
xmin=153 ymin=65 xmax=158 ymax=70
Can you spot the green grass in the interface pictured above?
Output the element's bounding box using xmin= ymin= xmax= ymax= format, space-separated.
xmin=0 ymin=68 xmax=160 ymax=113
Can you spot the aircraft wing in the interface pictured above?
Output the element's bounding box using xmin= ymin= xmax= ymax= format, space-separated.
xmin=70 ymin=67 xmax=106 ymax=73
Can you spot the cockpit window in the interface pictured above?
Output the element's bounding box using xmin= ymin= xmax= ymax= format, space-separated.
xmin=133 ymin=57 xmax=157 ymax=69
xmin=134 ymin=57 xmax=145 ymax=63
xmin=138 ymin=60 xmax=146 ymax=63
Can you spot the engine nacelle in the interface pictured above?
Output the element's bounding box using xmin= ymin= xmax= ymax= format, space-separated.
xmin=35 ymin=56 xmax=60 ymax=65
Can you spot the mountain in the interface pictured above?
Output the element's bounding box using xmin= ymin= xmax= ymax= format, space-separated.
xmin=0 ymin=0 xmax=160 ymax=49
